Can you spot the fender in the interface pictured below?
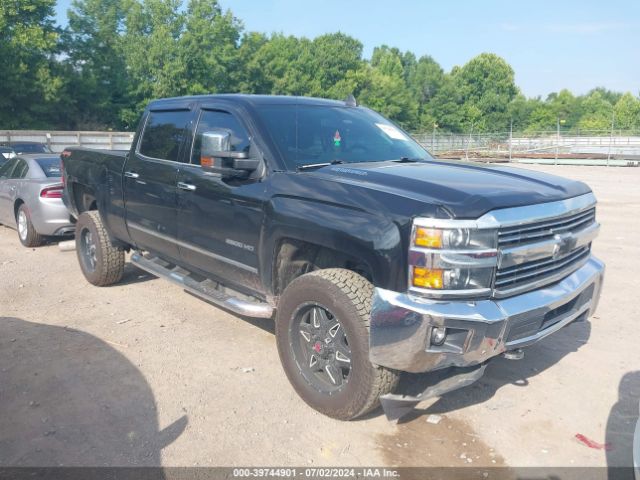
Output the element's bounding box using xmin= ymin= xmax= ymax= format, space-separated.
xmin=260 ymin=195 xmax=406 ymax=296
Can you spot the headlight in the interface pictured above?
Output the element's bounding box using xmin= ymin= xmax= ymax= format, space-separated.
xmin=409 ymin=220 xmax=498 ymax=298
xmin=414 ymin=226 xmax=496 ymax=250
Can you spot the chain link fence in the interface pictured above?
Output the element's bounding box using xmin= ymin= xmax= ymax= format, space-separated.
xmin=413 ymin=129 xmax=640 ymax=164
xmin=3 ymin=129 xmax=640 ymax=166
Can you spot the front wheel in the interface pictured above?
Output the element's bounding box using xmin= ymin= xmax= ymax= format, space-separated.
xmin=75 ymin=211 xmax=125 ymax=286
xmin=275 ymin=268 xmax=399 ymax=420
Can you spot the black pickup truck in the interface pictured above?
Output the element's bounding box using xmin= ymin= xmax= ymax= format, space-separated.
xmin=62 ymin=94 xmax=605 ymax=421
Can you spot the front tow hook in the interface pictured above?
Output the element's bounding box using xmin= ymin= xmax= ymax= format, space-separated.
xmin=502 ymin=348 xmax=525 ymax=360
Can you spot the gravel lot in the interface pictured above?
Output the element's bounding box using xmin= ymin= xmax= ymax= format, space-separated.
xmin=0 ymin=164 xmax=638 ymax=469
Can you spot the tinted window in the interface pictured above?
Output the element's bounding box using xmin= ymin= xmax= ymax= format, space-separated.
xmin=36 ymin=157 xmax=62 ymax=177
xmin=191 ymin=110 xmax=250 ymax=165
xmin=11 ymin=143 xmax=51 ymax=153
xmin=0 ymin=147 xmax=15 ymax=159
xmin=0 ymin=159 xmax=17 ymax=177
xmin=254 ymin=105 xmax=430 ymax=170
xmin=139 ymin=110 xmax=191 ymax=162
xmin=12 ymin=160 xmax=29 ymax=179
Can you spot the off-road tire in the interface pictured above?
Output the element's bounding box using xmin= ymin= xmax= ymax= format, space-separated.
xmin=75 ymin=211 xmax=124 ymax=286
xmin=275 ymin=268 xmax=399 ymax=420
xmin=16 ymin=204 xmax=45 ymax=248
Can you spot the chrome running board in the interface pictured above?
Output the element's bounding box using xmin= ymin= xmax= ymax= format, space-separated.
xmin=131 ymin=252 xmax=274 ymax=319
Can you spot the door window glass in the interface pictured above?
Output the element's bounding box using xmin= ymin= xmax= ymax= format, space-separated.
xmin=0 ymin=159 xmax=17 ymax=177
xmin=11 ymin=160 xmax=29 ymax=179
xmin=139 ymin=110 xmax=192 ymax=162
xmin=191 ymin=110 xmax=250 ymax=165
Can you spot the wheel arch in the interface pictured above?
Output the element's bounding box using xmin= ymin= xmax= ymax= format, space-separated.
xmin=13 ymin=198 xmax=25 ymax=219
xmin=262 ymin=197 xmax=406 ymax=297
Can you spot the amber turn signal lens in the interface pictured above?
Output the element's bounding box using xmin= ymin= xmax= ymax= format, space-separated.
xmin=415 ymin=227 xmax=442 ymax=248
xmin=412 ymin=267 xmax=443 ymax=289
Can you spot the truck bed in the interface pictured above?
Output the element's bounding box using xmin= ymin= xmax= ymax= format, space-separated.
xmin=62 ymin=146 xmax=130 ymax=244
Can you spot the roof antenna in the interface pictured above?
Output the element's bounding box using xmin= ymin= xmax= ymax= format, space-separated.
xmin=344 ymin=94 xmax=357 ymax=107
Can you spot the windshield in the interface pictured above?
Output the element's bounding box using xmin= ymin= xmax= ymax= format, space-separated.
xmin=35 ymin=157 xmax=62 ymax=177
xmin=255 ymin=105 xmax=432 ymax=170
xmin=11 ymin=143 xmax=51 ymax=154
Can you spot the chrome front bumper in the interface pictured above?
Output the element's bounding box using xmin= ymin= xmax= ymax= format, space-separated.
xmin=370 ymin=256 xmax=605 ymax=373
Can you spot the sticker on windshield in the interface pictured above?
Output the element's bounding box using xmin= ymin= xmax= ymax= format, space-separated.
xmin=333 ymin=130 xmax=341 ymax=147
xmin=376 ymin=123 xmax=408 ymax=141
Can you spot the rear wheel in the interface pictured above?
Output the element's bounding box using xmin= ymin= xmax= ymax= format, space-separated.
xmin=75 ymin=211 xmax=124 ymax=286
xmin=16 ymin=204 xmax=45 ymax=248
xmin=275 ymin=268 xmax=399 ymax=420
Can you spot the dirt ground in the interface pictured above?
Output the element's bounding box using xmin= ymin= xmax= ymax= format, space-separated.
xmin=0 ymin=164 xmax=638 ymax=470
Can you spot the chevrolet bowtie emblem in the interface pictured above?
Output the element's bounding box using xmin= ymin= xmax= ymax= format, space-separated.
xmin=552 ymin=232 xmax=574 ymax=259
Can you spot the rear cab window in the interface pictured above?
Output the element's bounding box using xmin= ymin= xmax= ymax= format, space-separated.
xmin=138 ymin=110 xmax=192 ymax=162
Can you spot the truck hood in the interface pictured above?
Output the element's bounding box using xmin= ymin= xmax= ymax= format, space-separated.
xmin=310 ymin=159 xmax=592 ymax=218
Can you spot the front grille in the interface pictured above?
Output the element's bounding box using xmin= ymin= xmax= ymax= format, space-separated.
xmin=495 ymin=245 xmax=590 ymax=291
xmin=495 ymin=206 xmax=596 ymax=297
xmin=498 ymin=207 xmax=595 ymax=248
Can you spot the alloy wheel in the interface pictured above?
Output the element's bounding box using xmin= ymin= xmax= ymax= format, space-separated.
xmin=290 ymin=304 xmax=352 ymax=393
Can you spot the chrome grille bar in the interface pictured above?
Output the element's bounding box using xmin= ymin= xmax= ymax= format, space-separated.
xmin=499 ymin=207 xmax=595 ymax=248
xmin=496 ymin=246 xmax=590 ymax=286
xmin=492 ymin=194 xmax=598 ymax=298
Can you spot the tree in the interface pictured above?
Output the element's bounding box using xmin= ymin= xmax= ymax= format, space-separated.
xmin=454 ymin=53 xmax=518 ymax=132
xmin=352 ymin=65 xmax=419 ymax=129
xmin=242 ymin=34 xmax=318 ymax=95
xmin=179 ymin=0 xmax=242 ymax=95
xmin=120 ymin=0 xmax=185 ymax=127
xmin=311 ymin=33 xmax=363 ymax=97
xmin=577 ymin=90 xmax=613 ymax=131
xmin=614 ymin=93 xmax=640 ymax=130
xmin=63 ymin=0 xmax=131 ymax=129
xmin=508 ymin=95 xmax=541 ymax=131
xmin=406 ymin=55 xmax=444 ymax=104
xmin=0 ymin=0 xmax=63 ymax=128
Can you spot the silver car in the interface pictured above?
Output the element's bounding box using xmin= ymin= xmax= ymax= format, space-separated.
xmin=0 ymin=155 xmax=75 ymax=247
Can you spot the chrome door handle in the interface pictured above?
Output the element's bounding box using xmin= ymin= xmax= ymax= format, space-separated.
xmin=124 ymin=171 xmax=139 ymax=179
xmin=177 ymin=182 xmax=196 ymax=192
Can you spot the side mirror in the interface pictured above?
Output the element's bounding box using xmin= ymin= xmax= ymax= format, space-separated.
xmin=201 ymin=130 xmax=260 ymax=176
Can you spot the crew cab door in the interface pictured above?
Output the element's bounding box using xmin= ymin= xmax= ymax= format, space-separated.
xmin=123 ymin=109 xmax=193 ymax=263
xmin=176 ymin=108 xmax=265 ymax=294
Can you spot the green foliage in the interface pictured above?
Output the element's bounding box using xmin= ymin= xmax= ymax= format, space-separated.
xmin=180 ymin=0 xmax=242 ymax=95
xmin=120 ymin=0 xmax=185 ymax=127
xmin=0 ymin=0 xmax=65 ymax=128
xmin=615 ymin=93 xmax=640 ymax=130
xmin=2 ymin=1 xmax=640 ymax=133
xmin=63 ymin=0 xmax=131 ymax=128
xmin=578 ymin=90 xmax=613 ymax=131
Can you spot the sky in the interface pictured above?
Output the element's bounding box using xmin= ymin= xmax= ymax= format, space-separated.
xmin=53 ymin=0 xmax=640 ymax=99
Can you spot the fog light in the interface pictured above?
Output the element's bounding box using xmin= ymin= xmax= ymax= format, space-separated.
xmin=431 ymin=326 xmax=447 ymax=346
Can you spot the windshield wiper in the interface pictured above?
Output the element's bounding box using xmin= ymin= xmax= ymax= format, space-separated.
xmin=296 ymin=159 xmax=344 ymax=171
